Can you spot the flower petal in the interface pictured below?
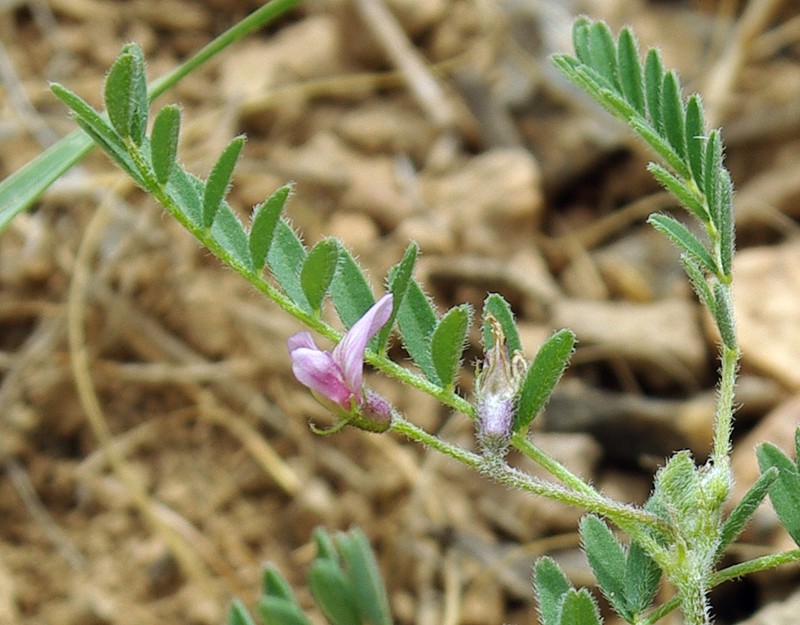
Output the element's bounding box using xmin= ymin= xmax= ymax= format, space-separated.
xmin=332 ymin=293 xmax=393 ymax=397
xmin=289 ymin=345 xmax=353 ymax=408
xmin=288 ymin=332 xmax=319 ymax=353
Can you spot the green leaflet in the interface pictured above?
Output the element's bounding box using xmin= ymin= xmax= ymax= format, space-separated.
xmin=534 ymin=558 xmax=571 ymax=625
xmin=267 ymin=218 xmax=310 ymax=312
xmin=712 ymin=281 xmax=737 ymax=350
xmin=329 ymin=246 xmax=376 ymax=329
xmin=256 ymin=597 xmax=313 ymax=625
xmin=336 ymin=529 xmax=393 ymax=625
xmin=580 ymin=515 xmax=630 ymax=620
xmin=49 ymin=84 xmax=142 ymax=185
xmin=104 ymin=43 xmax=148 ymax=145
xmin=430 ymin=305 xmax=471 ymax=390
xmin=661 ymin=71 xmax=686 ymax=159
xmin=647 ymin=163 xmax=707 ymax=222
xmin=308 ymin=559 xmax=361 ymax=625
xmin=717 ymin=467 xmax=778 ymax=559
xmin=396 ymin=279 xmax=439 ymax=384
xmin=644 ymin=48 xmax=664 ymax=132
xmin=228 ymin=600 xmax=257 ymax=625
xmin=166 ymin=166 xmax=203 ymax=226
xmin=515 ymin=329 xmax=575 ymax=433
xmin=616 ymin=27 xmax=645 ymax=116
xmin=680 ymin=255 xmax=716 ymax=315
xmin=211 ymin=201 xmax=253 ymax=271
xmin=717 ymin=169 xmax=735 ymax=277
xmin=684 ymin=94 xmax=706 ymax=190
xmin=262 ymin=565 xmax=298 ymax=602
xmin=203 ymin=136 xmax=245 ymax=228
xmin=757 ymin=434 xmax=800 ymax=546
xmin=150 ymin=104 xmax=181 ymax=184
xmin=703 ymin=130 xmax=724 ymax=230
xmin=559 ymin=589 xmax=602 ymax=625
xmin=624 ymin=538 xmax=661 ymax=616
xmin=301 ymin=238 xmax=340 ymax=314
xmin=647 ymin=213 xmax=717 ymax=275
xmin=377 ymin=242 xmax=417 ymax=352
xmin=249 ymin=183 xmax=292 ymax=272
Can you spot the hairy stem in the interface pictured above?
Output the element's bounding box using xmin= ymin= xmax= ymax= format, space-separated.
xmin=390 ymin=415 xmax=669 ymax=539
xmin=712 ymin=341 xmax=740 ymax=467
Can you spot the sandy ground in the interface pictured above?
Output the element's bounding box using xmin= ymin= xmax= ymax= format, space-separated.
xmin=1 ymin=1 xmax=800 ymax=623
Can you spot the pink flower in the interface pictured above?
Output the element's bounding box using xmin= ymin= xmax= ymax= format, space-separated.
xmin=288 ymin=294 xmax=394 ymax=411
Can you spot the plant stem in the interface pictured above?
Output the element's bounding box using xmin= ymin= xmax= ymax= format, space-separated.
xmin=712 ymin=341 xmax=739 ymax=467
xmin=389 ymin=414 xmax=669 ymax=536
xmin=640 ymin=550 xmax=800 ymax=625
xmin=512 ymin=434 xmax=597 ymax=497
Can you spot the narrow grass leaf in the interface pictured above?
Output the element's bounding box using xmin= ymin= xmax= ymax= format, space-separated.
xmin=661 ymin=71 xmax=686 ymax=158
xmin=0 ymin=129 xmax=93 ymax=231
xmin=647 ymin=213 xmax=717 ymax=274
xmin=482 ymin=293 xmax=521 ymax=354
xmin=378 ymin=242 xmax=418 ymax=351
xmin=644 ymin=48 xmax=664 ymax=131
xmin=249 ymin=184 xmax=292 ymax=272
xmin=757 ymin=443 xmax=800 ymax=546
xmin=580 ymin=515 xmax=630 ymax=620
xmin=336 ymin=529 xmax=392 ymax=625
xmin=713 ymin=282 xmax=737 ymax=350
xmin=329 ymin=247 xmax=375 ymax=330
xmin=680 ymin=255 xmax=715 ymax=315
xmin=150 ymin=104 xmax=181 ymax=184
xmin=684 ymin=94 xmax=706 ymax=189
xmin=396 ymin=280 xmax=440 ymax=384
xmin=624 ymin=539 xmax=661 ymax=615
xmin=256 ymin=597 xmax=313 ymax=625
xmin=267 ymin=218 xmax=310 ymax=312
xmin=203 ymin=136 xmax=245 ymax=228
xmin=647 ymin=162 xmax=707 ymax=221
xmin=301 ymin=238 xmax=340 ymax=314
xmin=559 ymin=589 xmax=602 ymax=625
xmin=617 ymin=27 xmax=645 ymax=115
xmin=308 ymin=560 xmax=360 ymax=625
xmin=430 ymin=305 xmax=471 ymax=389
xmin=588 ymin=21 xmax=619 ymax=89
xmin=228 ymin=600 xmax=257 ymax=625
xmin=717 ymin=467 xmax=778 ymax=559
xmin=534 ymin=558 xmax=571 ymax=625
xmin=515 ymin=328 xmax=575 ymax=433
xmin=211 ymin=203 xmax=252 ymax=271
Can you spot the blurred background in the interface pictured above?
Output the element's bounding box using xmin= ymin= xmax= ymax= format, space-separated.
xmin=1 ymin=0 xmax=800 ymax=623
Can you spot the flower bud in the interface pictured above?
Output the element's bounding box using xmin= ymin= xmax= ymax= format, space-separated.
xmin=475 ymin=315 xmax=526 ymax=457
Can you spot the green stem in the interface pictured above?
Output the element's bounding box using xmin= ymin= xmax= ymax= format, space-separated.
xmin=712 ymin=342 xmax=739 ymax=467
xmin=640 ymin=550 xmax=800 ymax=625
xmin=390 ymin=415 xmax=668 ymax=536
xmin=148 ymin=0 xmax=302 ymax=101
xmin=512 ymin=434 xmax=597 ymax=497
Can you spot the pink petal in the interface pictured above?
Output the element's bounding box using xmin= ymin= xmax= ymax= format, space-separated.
xmin=289 ymin=346 xmax=353 ymax=408
xmin=288 ymin=332 xmax=319 ymax=353
xmin=332 ymin=293 xmax=393 ymax=396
